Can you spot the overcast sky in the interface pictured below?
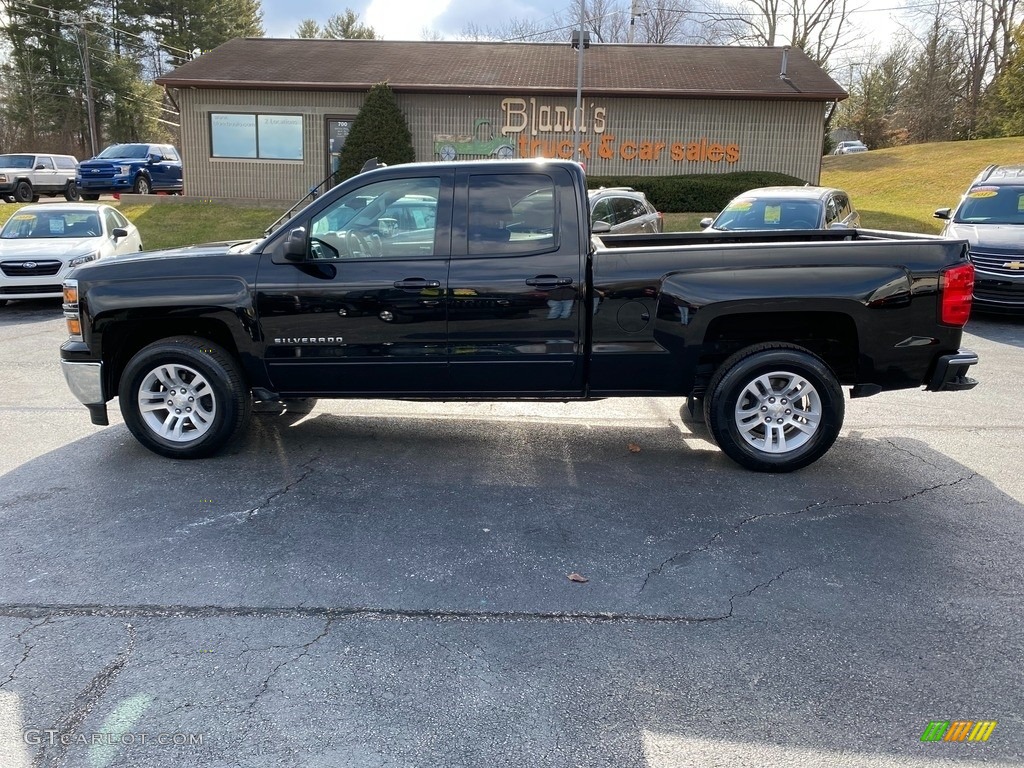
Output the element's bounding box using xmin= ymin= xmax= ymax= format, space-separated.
xmin=259 ymin=0 xmax=905 ymax=56
xmin=261 ymin=0 xmax=559 ymax=40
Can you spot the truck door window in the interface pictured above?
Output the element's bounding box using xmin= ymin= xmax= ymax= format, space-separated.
xmin=309 ymin=177 xmax=442 ymax=259
xmin=468 ymin=174 xmax=557 ymax=255
xmin=591 ymin=198 xmax=613 ymax=224
xmin=36 ymin=156 xmax=55 ymax=170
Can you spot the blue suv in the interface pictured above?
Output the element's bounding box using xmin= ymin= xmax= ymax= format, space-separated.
xmin=77 ymin=143 xmax=183 ymax=198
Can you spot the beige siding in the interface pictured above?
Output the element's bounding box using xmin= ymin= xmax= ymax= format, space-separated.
xmin=174 ymin=88 xmax=827 ymax=199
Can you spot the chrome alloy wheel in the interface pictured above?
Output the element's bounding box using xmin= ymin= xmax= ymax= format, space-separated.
xmin=136 ymin=363 xmax=217 ymax=443
xmin=734 ymin=370 xmax=822 ymax=453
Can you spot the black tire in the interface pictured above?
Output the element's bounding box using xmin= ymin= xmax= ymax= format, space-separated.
xmin=31 ymin=195 xmax=40 ymax=202
xmin=64 ymin=181 xmax=79 ymax=201
xmin=703 ymin=343 xmax=844 ymax=473
xmin=133 ymin=175 xmax=151 ymax=195
xmin=0 ymin=299 xmax=8 ymax=307
xmin=118 ymin=336 xmax=252 ymax=459
xmin=13 ymin=181 xmax=32 ymax=203
xmin=81 ymin=193 xmax=100 ymax=201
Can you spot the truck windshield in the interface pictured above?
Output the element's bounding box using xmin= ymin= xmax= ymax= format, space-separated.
xmin=0 ymin=154 xmax=34 ymax=169
xmin=96 ymin=144 xmax=150 ymax=159
xmin=955 ymin=185 xmax=1024 ymax=225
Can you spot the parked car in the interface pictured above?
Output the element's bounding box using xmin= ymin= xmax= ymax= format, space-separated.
xmin=935 ymin=164 xmax=1024 ymax=313
xmin=0 ymin=203 xmax=142 ymax=306
xmin=589 ymin=187 xmax=664 ymax=234
xmin=833 ymin=140 xmax=868 ymax=155
xmin=77 ymin=143 xmax=183 ymax=198
xmin=700 ymin=186 xmax=861 ymax=232
xmin=0 ymin=153 xmax=80 ymax=203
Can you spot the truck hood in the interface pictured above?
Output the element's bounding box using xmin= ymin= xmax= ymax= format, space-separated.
xmin=71 ymin=240 xmax=262 ymax=274
xmin=80 ymin=158 xmax=139 ymax=166
xmin=945 ymin=222 xmax=1024 ymax=251
xmin=0 ymin=238 xmax=101 ymax=261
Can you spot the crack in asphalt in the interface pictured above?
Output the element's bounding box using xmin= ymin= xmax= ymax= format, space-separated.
xmin=638 ymin=474 xmax=977 ymax=594
xmin=884 ymin=438 xmax=943 ymax=470
xmin=0 ymin=601 xmax=774 ymax=626
xmin=246 ymin=619 xmax=332 ymax=714
xmin=639 ymin=499 xmax=837 ymax=594
xmin=243 ymin=452 xmax=322 ymax=521
xmin=33 ymin=621 xmax=137 ymax=768
xmin=0 ymin=616 xmax=51 ymax=690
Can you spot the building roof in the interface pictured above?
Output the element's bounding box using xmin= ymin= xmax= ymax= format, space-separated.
xmin=156 ymin=38 xmax=847 ymax=101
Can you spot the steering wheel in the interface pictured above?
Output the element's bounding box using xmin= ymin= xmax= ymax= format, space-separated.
xmin=345 ymin=230 xmax=377 ymax=258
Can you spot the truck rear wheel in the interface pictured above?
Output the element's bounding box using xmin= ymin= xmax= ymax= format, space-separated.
xmin=703 ymin=343 xmax=844 ymax=472
xmin=118 ymin=337 xmax=252 ymax=459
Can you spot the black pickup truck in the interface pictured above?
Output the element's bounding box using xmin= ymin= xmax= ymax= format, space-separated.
xmin=60 ymin=159 xmax=978 ymax=472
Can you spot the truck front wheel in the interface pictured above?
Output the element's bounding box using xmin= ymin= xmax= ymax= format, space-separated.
xmin=118 ymin=337 xmax=252 ymax=459
xmin=703 ymin=343 xmax=844 ymax=472
xmin=133 ymin=175 xmax=151 ymax=194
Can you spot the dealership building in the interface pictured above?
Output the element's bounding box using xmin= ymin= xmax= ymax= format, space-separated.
xmin=155 ymin=38 xmax=846 ymax=200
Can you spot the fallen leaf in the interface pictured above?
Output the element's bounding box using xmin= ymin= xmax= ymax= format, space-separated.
xmin=567 ymin=572 xmax=589 ymax=583
xmin=627 ymin=442 xmax=641 ymax=453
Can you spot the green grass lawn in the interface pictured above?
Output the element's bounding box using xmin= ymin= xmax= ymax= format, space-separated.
xmin=820 ymin=135 xmax=1024 ymax=233
xmin=1 ymin=136 xmax=1021 ymax=244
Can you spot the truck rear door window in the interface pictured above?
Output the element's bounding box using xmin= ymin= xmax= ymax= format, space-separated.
xmin=467 ymin=174 xmax=557 ymax=256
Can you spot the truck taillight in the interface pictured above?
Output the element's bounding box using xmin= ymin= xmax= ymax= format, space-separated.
xmin=940 ymin=263 xmax=974 ymax=326
xmin=63 ymin=279 xmax=82 ymax=341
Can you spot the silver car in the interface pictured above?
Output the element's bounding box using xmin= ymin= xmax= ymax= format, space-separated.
xmin=0 ymin=203 xmax=143 ymax=306
xmin=833 ymin=141 xmax=868 ymax=155
xmin=700 ymin=186 xmax=861 ymax=232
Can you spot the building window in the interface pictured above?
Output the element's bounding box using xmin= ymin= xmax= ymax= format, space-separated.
xmin=210 ymin=113 xmax=303 ymax=160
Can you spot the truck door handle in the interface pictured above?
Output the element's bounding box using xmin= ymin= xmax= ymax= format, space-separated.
xmin=526 ymin=276 xmax=573 ymax=287
xmin=394 ymin=278 xmax=441 ymax=289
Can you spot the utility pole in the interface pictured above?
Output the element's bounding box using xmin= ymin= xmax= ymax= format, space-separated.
xmin=74 ymin=19 xmax=99 ymax=157
xmin=627 ymin=0 xmax=639 ymax=44
xmin=573 ymin=0 xmax=586 ymax=161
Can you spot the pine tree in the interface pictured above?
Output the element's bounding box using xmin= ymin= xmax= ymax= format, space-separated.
xmin=335 ymin=82 xmax=415 ymax=182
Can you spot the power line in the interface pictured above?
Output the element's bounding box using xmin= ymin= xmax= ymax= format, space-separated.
xmin=6 ymin=0 xmax=196 ymax=58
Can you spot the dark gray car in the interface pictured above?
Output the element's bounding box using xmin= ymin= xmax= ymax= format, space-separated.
xmin=589 ymin=187 xmax=664 ymax=234
xmin=935 ymin=164 xmax=1024 ymax=313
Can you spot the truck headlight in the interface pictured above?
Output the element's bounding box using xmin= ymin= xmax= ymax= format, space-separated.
xmin=63 ymin=279 xmax=82 ymax=340
xmin=68 ymin=252 xmax=99 ymax=268
xmin=118 ymin=165 xmax=131 ymax=175
xmin=0 ymin=174 xmax=6 ymax=183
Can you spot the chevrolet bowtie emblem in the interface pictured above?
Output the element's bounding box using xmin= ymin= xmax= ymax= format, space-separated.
xmin=1004 ymin=261 xmax=1024 ymax=270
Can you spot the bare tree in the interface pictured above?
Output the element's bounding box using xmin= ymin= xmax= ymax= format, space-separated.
xmin=710 ymin=0 xmax=858 ymax=64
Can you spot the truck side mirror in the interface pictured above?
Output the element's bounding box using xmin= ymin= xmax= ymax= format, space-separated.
xmin=933 ymin=208 xmax=951 ymax=220
xmin=284 ymin=227 xmax=307 ymax=260
xmin=147 ymin=154 xmax=163 ymax=164
xmin=699 ymin=217 xmax=714 ymax=228
xmin=592 ymin=220 xmax=612 ymax=233
xmin=35 ymin=163 xmax=45 ymax=170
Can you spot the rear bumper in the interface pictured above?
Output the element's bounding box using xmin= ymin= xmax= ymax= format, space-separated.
xmin=61 ymin=360 xmax=109 ymax=425
xmin=926 ymin=349 xmax=979 ymax=392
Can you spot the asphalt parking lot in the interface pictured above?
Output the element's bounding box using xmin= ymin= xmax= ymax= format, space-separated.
xmin=1 ymin=299 xmax=1022 ymax=767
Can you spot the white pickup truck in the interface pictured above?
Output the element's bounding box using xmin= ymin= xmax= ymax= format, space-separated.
xmin=0 ymin=152 xmax=80 ymax=203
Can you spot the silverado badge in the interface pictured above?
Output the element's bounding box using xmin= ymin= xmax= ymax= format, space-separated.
xmin=1004 ymin=261 xmax=1024 ymax=270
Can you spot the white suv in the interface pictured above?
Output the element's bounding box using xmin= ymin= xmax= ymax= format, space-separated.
xmin=833 ymin=141 xmax=868 ymax=155
xmin=0 ymin=153 xmax=80 ymax=203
